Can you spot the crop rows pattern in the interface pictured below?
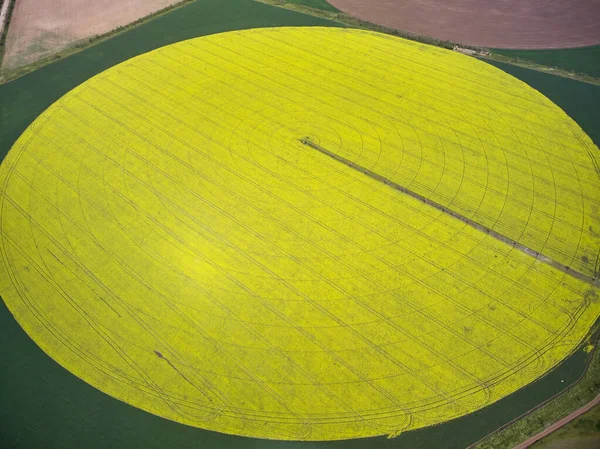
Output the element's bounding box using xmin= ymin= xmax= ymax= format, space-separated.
xmin=0 ymin=28 xmax=599 ymax=440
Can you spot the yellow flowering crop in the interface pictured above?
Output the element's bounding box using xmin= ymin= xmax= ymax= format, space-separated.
xmin=0 ymin=27 xmax=599 ymax=440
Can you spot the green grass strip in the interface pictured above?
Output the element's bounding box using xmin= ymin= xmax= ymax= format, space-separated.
xmin=271 ymin=0 xmax=339 ymax=12
xmin=483 ymin=59 xmax=600 ymax=147
xmin=493 ymin=46 xmax=600 ymax=79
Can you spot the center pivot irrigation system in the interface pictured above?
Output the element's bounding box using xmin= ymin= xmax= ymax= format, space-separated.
xmin=299 ymin=137 xmax=600 ymax=287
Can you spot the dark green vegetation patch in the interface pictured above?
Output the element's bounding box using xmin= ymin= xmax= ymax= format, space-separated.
xmin=271 ymin=0 xmax=340 ymax=12
xmin=484 ymin=60 xmax=600 ymax=147
xmin=0 ymin=0 xmax=599 ymax=448
xmin=493 ymin=45 xmax=600 ymax=79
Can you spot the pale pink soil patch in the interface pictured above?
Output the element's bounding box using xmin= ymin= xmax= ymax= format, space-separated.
xmin=1 ymin=0 xmax=181 ymax=70
xmin=327 ymin=0 xmax=600 ymax=49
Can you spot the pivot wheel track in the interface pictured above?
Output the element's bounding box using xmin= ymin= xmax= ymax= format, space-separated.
xmin=300 ymin=137 xmax=600 ymax=287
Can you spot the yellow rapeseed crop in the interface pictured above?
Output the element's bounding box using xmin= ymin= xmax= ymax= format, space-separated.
xmin=0 ymin=27 xmax=599 ymax=440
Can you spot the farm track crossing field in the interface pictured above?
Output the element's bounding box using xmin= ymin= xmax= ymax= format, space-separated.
xmin=1 ymin=27 xmax=600 ymax=441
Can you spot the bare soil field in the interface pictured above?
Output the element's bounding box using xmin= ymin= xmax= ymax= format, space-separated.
xmin=327 ymin=0 xmax=600 ymax=49
xmin=1 ymin=0 xmax=181 ymax=71
xmin=0 ymin=0 xmax=12 ymax=39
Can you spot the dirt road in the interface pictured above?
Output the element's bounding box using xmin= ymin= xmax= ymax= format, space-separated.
xmin=0 ymin=0 xmax=12 ymax=40
xmin=512 ymin=394 xmax=600 ymax=449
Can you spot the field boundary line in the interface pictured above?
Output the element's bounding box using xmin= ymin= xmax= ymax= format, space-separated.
xmin=0 ymin=1 xmax=10 ymax=37
xmin=300 ymin=138 xmax=600 ymax=286
xmin=511 ymin=393 xmax=600 ymax=449
xmin=0 ymin=0 xmax=197 ymax=84
xmin=468 ymin=322 xmax=600 ymax=449
xmin=2 ymin=0 xmax=598 ymax=85
xmin=255 ymin=0 xmax=600 ymax=85
xmin=0 ymin=0 xmax=15 ymax=65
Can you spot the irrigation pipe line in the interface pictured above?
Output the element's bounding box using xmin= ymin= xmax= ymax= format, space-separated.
xmin=300 ymin=138 xmax=600 ymax=288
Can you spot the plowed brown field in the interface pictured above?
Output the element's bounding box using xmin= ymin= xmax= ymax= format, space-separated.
xmin=327 ymin=0 xmax=600 ymax=49
xmin=1 ymin=0 xmax=181 ymax=70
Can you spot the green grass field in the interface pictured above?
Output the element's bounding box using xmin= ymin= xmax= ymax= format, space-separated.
xmin=483 ymin=60 xmax=600 ymax=146
xmin=1 ymin=0 xmax=600 ymax=448
xmin=493 ymin=46 xmax=600 ymax=79
xmin=278 ymin=0 xmax=339 ymax=11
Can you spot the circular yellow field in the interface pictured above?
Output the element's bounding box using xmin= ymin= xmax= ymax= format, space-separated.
xmin=1 ymin=27 xmax=600 ymax=441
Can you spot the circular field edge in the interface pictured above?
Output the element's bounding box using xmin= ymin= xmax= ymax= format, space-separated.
xmin=3 ymin=30 xmax=600 ymax=440
xmin=1 ymin=19 xmax=600 ymax=442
